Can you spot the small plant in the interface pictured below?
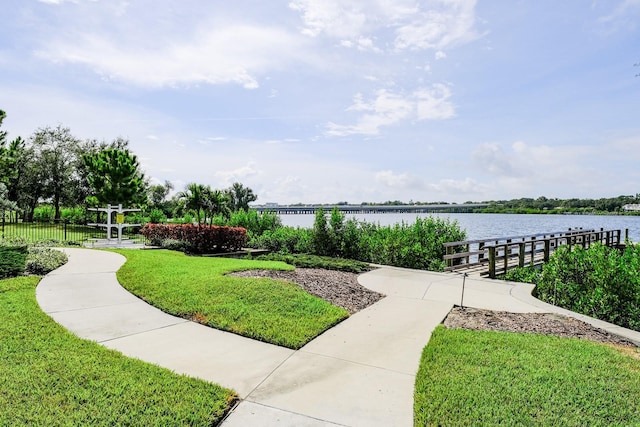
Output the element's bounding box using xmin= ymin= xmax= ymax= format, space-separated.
xmin=25 ymin=247 xmax=68 ymax=274
xmin=160 ymin=238 xmax=187 ymax=251
xmin=0 ymin=240 xmax=28 ymax=278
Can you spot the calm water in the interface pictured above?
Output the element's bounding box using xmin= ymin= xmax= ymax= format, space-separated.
xmin=279 ymin=213 xmax=640 ymax=242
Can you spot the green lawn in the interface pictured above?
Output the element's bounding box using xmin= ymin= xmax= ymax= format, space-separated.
xmin=113 ymin=249 xmax=349 ymax=349
xmin=0 ymin=276 xmax=235 ymax=426
xmin=415 ymin=326 xmax=640 ymax=426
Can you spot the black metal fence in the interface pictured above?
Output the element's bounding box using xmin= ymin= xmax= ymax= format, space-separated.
xmin=1 ymin=218 xmax=145 ymax=245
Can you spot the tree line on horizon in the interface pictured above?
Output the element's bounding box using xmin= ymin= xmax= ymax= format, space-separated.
xmin=283 ymin=195 xmax=640 ymax=214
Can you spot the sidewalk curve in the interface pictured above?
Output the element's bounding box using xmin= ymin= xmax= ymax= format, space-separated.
xmin=35 ymin=248 xmax=640 ymax=426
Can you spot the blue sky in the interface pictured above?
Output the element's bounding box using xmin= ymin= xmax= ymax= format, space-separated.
xmin=1 ymin=0 xmax=638 ymax=204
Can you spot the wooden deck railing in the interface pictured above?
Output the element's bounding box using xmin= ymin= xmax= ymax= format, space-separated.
xmin=443 ymin=228 xmax=627 ymax=278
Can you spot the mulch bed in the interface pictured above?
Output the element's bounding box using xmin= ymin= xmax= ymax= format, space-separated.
xmin=229 ymin=268 xmax=384 ymax=314
xmin=231 ymin=267 xmax=637 ymax=348
xmin=444 ymin=306 xmax=637 ymax=347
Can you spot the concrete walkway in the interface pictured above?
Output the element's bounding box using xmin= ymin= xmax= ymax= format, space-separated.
xmin=36 ymin=248 xmax=640 ymax=426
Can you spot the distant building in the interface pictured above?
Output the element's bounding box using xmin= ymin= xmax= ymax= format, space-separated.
xmin=264 ymin=202 xmax=279 ymax=208
xmin=623 ymin=204 xmax=640 ymax=211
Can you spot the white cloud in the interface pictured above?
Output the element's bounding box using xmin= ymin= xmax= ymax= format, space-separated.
xmin=414 ymin=84 xmax=455 ymax=120
xmin=598 ymin=0 xmax=640 ymax=22
xmin=37 ymin=24 xmax=307 ymax=89
xmin=326 ymin=84 xmax=455 ymax=136
xmin=214 ymin=162 xmax=261 ymax=187
xmin=290 ymin=0 xmax=480 ymax=53
xmin=289 ymin=0 xmax=368 ymax=39
xmin=428 ymin=178 xmax=486 ymax=195
xmin=375 ymin=170 xmax=424 ymax=189
xmin=394 ymin=0 xmax=479 ymax=50
xmin=472 ymin=142 xmax=519 ymax=176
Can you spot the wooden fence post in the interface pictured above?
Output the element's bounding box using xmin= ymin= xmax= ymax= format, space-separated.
xmin=544 ymin=239 xmax=551 ymax=263
xmin=488 ymin=246 xmax=496 ymax=279
xmin=503 ymin=244 xmax=508 ymax=275
xmin=518 ymin=242 xmax=525 ymax=267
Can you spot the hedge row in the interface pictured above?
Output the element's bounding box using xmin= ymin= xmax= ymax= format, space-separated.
xmin=140 ymin=223 xmax=247 ymax=254
xmin=0 ymin=245 xmax=28 ymax=278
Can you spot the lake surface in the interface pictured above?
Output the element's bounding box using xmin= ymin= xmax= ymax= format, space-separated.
xmin=279 ymin=212 xmax=640 ymax=242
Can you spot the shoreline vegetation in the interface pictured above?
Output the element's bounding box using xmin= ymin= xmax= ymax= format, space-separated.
xmin=264 ymin=194 xmax=640 ymax=215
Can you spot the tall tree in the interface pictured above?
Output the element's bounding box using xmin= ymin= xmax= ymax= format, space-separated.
xmin=203 ymin=187 xmax=230 ymax=224
xmin=83 ymin=148 xmax=147 ymax=207
xmin=0 ymin=110 xmax=16 ymax=189
xmin=149 ymin=180 xmax=174 ymax=209
xmin=225 ymin=182 xmax=257 ymax=212
xmin=178 ymin=183 xmax=207 ymax=224
xmin=30 ymin=125 xmax=82 ymax=220
xmin=0 ymin=183 xmax=17 ymax=212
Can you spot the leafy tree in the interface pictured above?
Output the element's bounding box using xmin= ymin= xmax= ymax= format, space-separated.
xmin=0 ymin=111 xmax=25 ymax=196
xmin=0 ymin=183 xmax=17 ymax=212
xmin=30 ymin=125 xmax=82 ymax=220
xmin=149 ymin=180 xmax=174 ymax=208
xmin=225 ymin=182 xmax=257 ymax=212
xmin=82 ymin=148 xmax=147 ymax=207
xmin=75 ymin=137 xmax=131 ymax=206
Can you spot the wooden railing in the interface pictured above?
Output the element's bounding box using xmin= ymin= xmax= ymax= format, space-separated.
xmin=443 ymin=228 xmax=627 ymax=278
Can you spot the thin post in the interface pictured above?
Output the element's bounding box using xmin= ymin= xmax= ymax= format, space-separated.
xmin=544 ymin=239 xmax=551 ymax=263
xmin=519 ymin=242 xmax=525 ymax=267
xmin=503 ymin=244 xmax=508 ymax=275
xmin=488 ymin=246 xmax=496 ymax=279
xmin=478 ymin=242 xmax=485 ymax=263
xmin=530 ymin=237 xmax=536 ymax=264
xmin=460 ymin=273 xmax=468 ymax=308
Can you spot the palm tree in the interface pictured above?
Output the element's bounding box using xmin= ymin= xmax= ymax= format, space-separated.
xmin=203 ymin=188 xmax=231 ymax=225
xmin=178 ymin=183 xmax=206 ymax=224
xmin=226 ymin=182 xmax=257 ymax=212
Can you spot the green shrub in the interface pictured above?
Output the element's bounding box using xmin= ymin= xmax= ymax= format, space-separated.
xmin=312 ymin=207 xmax=332 ymax=256
xmin=247 ymin=211 xmax=465 ymax=271
xmin=0 ymin=243 xmax=28 ymax=278
xmin=362 ymin=217 xmax=466 ymax=271
xmin=60 ymin=207 xmax=86 ymax=224
xmin=25 ymin=247 xmax=68 ymax=275
xmin=160 ymin=238 xmax=187 ymax=251
xmin=247 ymin=226 xmax=312 ymax=254
xmin=32 ymin=206 xmax=55 ymax=222
xmin=501 ymin=265 xmax=542 ymax=283
xmin=225 ymin=209 xmax=282 ymax=236
xmin=148 ymin=208 xmax=167 ymax=224
xmin=506 ymin=243 xmax=640 ymax=331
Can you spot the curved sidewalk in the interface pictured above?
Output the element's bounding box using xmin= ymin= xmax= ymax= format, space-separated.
xmin=36 ymin=248 xmax=640 ymax=426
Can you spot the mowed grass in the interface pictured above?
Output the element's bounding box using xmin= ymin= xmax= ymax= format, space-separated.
xmin=0 ymin=276 xmax=235 ymax=426
xmin=415 ymin=326 xmax=640 ymax=426
xmin=113 ymin=249 xmax=349 ymax=349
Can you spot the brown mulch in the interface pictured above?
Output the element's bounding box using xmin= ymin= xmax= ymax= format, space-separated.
xmin=229 ymin=268 xmax=385 ymax=314
xmin=231 ymin=267 xmax=637 ymax=348
xmin=444 ymin=306 xmax=637 ymax=347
